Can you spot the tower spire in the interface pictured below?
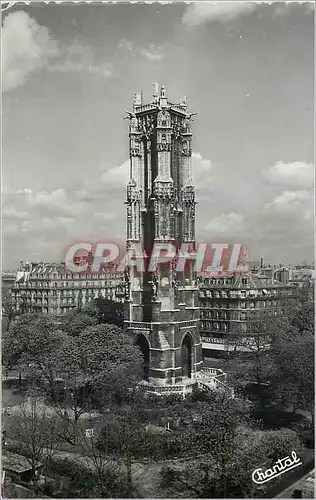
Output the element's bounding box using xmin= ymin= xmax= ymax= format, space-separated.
xmin=152 ymin=81 xmax=159 ymax=103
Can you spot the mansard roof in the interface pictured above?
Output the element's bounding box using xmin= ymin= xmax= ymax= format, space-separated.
xmin=199 ymin=272 xmax=293 ymax=290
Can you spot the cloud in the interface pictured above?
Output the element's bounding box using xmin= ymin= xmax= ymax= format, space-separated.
xmin=94 ymin=212 xmax=116 ymax=221
xmin=49 ymin=43 xmax=116 ymax=78
xmin=2 ymin=10 xmax=59 ymax=91
xmin=182 ymin=1 xmax=257 ymax=26
xmin=41 ymin=217 xmax=76 ymax=229
xmin=204 ymin=212 xmax=245 ymax=235
xmin=262 ymin=161 xmax=314 ymax=189
xmin=100 ymin=160 xmax=129 ymax=187
xmin=3 ymin=187 xmax=90 ymax=222
xmin=2 ymin=13 xmax=116 ymax=91
xmin=192 ymin=152 xmax=213 ymax=189
xmin=118 ymin=39 xmax=135 ymax=52
xmin=119 ymin=38 xmax=164 ymax=61
xmin=99 ymin=153 xmax=213 ymax=191
xmin=2 ymin=207 xmax=28 ymax=220
xmin=3 ymin=152 xmax=314 ymax=267
xmin=140 ymin=44 xmax=164 ymax=61
xmin=264 ymin=190 xmax=313 ymax=219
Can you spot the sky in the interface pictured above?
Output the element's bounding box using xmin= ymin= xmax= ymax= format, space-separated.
xmin=2 ymin=1 xmax=315 ymax=269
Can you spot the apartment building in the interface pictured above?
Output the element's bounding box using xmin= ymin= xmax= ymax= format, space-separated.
xmin=10 ymin=261 xmax=124 ymax=315
xmin=198 ymin=272 xmax=297 ymax=355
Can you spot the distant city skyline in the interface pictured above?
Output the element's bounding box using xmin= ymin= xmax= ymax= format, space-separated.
xmin=3 ymin=1 xmax=314 ymax=269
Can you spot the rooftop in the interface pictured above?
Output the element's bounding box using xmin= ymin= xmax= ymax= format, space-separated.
xmin=2 ymin=451 xmax=42 ymax=474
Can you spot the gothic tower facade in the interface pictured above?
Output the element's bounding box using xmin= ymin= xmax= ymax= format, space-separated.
xmin=124 ymin=83 xmax=203 ymax=387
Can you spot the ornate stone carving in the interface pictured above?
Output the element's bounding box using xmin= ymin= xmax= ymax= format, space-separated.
xmin=124 ymin=267 xmax=131 ymax=298
xmin=172 ymin=117 xmax=183 ymax=139
xmin=154 ymin=182 xmax=173 ymax=199
xmin=130 ymin=133 xmax=142 ymax=157
xmin=151 ymin=273 xmax=159 ymax=300
xmin=157 ymin=143 xmax=171 ymax=152
xmin=157 ymin=110 xmax=171 ymax=128
xmin=133 ymin=93 xmax=142 ymax=106
xmin=181 ymin=140 xmax=192 ymax=156
xmin=183 ymin=117 xmax=192 ymax=134
xmin=139 ymin=115 xmax=155 ymax=138
xmin=152 ymin=82 xmax=159 ymax=103
xmin=179 ymin=97 xmax=188 ymax=108
xmin=130 ymin=144 xmax=140 ymax=157
xmin=181 ymin=186 xmax=195 ymax=205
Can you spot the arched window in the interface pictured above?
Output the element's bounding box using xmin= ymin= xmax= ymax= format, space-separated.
xmin=135 ymin=334 xmax=150 ymax=381
xmin=181 ymin=333 xmax=192 ymax=379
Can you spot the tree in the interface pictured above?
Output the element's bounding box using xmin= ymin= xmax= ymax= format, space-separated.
xmin=1 ymin=291 xmax=18 ymax=331
xmin=52 ymin=324 xmax=143 ymax=444
xmin=10 ymin=315 xmax=71 ymax=404
xmin=76 ymin=426 xmax=129 ymax=497
xmin=2 ymin=313 xmax=39 ymax=368
xmin=96 ymin=400 xmax=161 ymax=497
xmin=8 ymin=397 xmax=62 ymax=480
xmin=86 ymin=297 xmax=124 ymax=328
xmin=225 ymin=309 xmax=301 ymax=407
xmin=62 ymin=312 xmax=98 ymax=337
xmin=289 ymin=287 xmax=314 ymax=334
xmin=225 ymin=312 xmax=275 ymax=388
xmin=270 ymin=331 xmax=314 ymax=421
xmin=76 ymin=323 xmax=143 ymax=404
xmin=160 ymin=426 xmax=304 ymax=498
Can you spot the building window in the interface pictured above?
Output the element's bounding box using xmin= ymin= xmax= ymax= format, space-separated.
xmin=241 ymin=302 xmax=246 ymax=309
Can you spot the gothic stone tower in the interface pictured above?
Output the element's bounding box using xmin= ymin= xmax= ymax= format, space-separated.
xmin=124 ymin=83 xmax=203 ymax=387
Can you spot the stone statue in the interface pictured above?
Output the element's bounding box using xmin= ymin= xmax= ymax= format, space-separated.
xmin=153 ymin=81 xmax=159 ymax=103
xmin=151 ymin=273 xmax=159 ymax=300
xmin=179 ymin=96 xmax=187 ymax=108
xmin=124 ymin=267 xmax=131 ymax=298
xmin=133 ymin=93 xmax=142 ymax=106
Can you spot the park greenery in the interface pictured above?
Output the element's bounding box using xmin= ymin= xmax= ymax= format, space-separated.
xmin=2 ymin=291 xmax=314 ymax=498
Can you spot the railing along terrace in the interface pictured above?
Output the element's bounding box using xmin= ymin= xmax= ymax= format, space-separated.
xmin=126 ymin=322 xmax=152 ymax=329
